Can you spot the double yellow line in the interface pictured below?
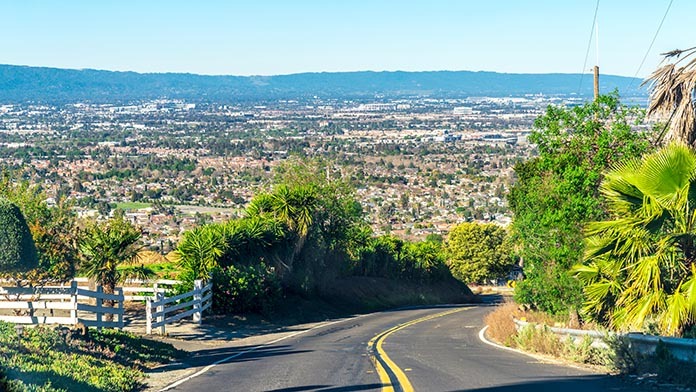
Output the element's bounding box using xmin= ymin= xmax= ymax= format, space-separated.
xmin=367 ymin=307 xmax=471 ymax=392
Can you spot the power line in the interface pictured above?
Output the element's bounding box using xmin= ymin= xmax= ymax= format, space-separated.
xmin=578 ymin=0 xmax=600 ymax=95
xmin=627 ymin=0 xmax=675 ymax=91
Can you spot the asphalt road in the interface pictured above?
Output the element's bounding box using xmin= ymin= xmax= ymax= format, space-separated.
xmin=163 ymin=305 xmax=654 ymax=392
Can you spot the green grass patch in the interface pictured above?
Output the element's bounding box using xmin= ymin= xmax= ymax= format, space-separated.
xmin=0 ymin=322 xmax=184 ymax=392
xmin=114 ymin=202 xmax=151 ymax=211
xmin=146 ymin=261 xmax=180 ymax=279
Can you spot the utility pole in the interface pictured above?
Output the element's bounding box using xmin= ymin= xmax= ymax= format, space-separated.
xmin=593 ymin=65 xmax=600 ymax=101
xmin=594 ymin=19 xmax=600 ymax=101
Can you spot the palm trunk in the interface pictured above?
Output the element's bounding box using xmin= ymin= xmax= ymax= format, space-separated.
xmin=104 ymin=281 xmax=115 ymax=322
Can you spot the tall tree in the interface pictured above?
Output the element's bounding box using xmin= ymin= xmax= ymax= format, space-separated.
xmin=576 ymin=143 xmax=696 ymax=335
xmin=508 ymin=92 xmax=653 ymax=314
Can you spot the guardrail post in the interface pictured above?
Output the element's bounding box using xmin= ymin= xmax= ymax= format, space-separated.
xmin=193 ymin=280 xmax=202 ymax=324
xmin=146 ymin=297 xmax=152 ymax=335
xmin=156 ymin=291 xmax=165 ymax=335
xmin=95 ymin=285 xmax=103 ymax=330
xmin=70 ymin=280 xmax=78 ymax=325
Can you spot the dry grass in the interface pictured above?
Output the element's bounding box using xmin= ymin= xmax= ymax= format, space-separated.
xmin=514 ymin=324 xmax=564 ymax=357
xmin=484 ymin=302 xmax=598 ymax=349
xmin=484 ymin=302 xmax=521 ymax=346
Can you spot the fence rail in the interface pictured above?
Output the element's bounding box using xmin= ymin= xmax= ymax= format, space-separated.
xmin=0 ymin=282 xmax=124 ymax=329
xmin=0 ymin=278 xmax=210 ymax=332
xmin=146 ymin=279 xmax=212 ymax=335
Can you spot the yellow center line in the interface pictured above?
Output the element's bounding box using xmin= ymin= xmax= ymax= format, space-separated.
xmin=368 ymin=307 xmax=472 ymax=392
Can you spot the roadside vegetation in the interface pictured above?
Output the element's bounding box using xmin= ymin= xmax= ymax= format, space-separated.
xmin=0 ymin=155 xmax=490 ymax=389
xmin=485 ymin=303 xmax=696 ymax=388
xmin=174 ymin=158 xmax=479 ymax=316
xmin=0 ymin=321 xmax=183 ymax=392
xmin=486 ymin=49 xmax=696 ymax=390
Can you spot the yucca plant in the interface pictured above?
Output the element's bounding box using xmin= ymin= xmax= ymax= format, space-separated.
xmin=246 ymin=184 xmax=318 ymax=273
xmin=575 ymin=143 xmax=696 ymax=335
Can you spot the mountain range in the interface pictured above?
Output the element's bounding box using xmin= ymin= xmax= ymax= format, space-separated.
xmin=0 ymin=64 xmax=647 ymax=103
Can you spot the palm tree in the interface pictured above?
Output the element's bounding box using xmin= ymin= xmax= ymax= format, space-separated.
xmin=246 ymin=184 xmax=318 ymax=274
xmin=79 ymin=215 xmax=145 ymax=320
xmin=575 ymin=143 xmax=696 ymax=335
xmin=644 ymin=46 xmax=696 ymax=146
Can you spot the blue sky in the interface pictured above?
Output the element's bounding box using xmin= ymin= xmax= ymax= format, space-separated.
xmin=1 ymin=1 xmax=692 ymax=77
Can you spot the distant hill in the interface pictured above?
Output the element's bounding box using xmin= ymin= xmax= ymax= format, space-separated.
xmin=0 ymin=64 xmax=647 ymax=103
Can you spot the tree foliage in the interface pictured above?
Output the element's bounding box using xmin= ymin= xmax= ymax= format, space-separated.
xmin=79 ymin=214 xmax=144 ymax=298
xmin=176 ymin=158 xmax=461 ymax=313
xmin=575 ymin=143 xmax=696 ymax=335
xmin=0 ymin=198 xmax=38 ymax=273
xmin=508 ymin=92 xmax=653 ymax=314
xmin=444 ymin=222 xmax=513 ymax=284
xmin=0 ymin=172 xmax=80 ymax=280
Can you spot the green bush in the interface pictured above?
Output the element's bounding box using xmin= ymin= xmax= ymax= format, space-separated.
xmin=0 ymin=321 xmax=182 ymax=392
xmin=508 ymin=93 xmax=653 ymax=314
xmin=444 ymin=222 xmax=513 ymax=284
xmin=211 ymin=263 xmax=282 ymax=314
xmin=0 ymin=198 xmax=38 ymax=272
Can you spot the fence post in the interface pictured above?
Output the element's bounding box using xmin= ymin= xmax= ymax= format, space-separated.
xmin=146 ymin=297 xmax=152 ymax=335
xmin=193 ymin=280 xmax=202 ymax=324
xmin=117 ymin=288 xmax=124 ymax=329
xmin=156 ymin=291 xmax=165 ymax=335
xmin=70 ymin=280 xmax=78 ymax=325
xmin=95 ymin=285 xmax=103 ymax=330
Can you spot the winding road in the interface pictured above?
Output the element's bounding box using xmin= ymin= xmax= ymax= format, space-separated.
xmin=161 ymin=305 xmax=653 ymax=392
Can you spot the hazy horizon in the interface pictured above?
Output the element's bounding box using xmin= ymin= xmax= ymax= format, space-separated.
xmin=0 ymin=1 xmax=688 ymax=78
xmin=0 ymin=62 xmax=646 ymax=79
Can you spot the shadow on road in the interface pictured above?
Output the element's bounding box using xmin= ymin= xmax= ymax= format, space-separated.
xmin=189 ymin=343 xmax=312 ymax=365
xmin=450 ymin=374 xmax=647 ymax=392
xmin=147 ymin=343 xmax=314 ymax=374
xmin=266 ymin=383 xmax=383 ymax=392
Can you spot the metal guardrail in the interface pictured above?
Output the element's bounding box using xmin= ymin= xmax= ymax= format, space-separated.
xmin=513 ymin=318 xmax=696 ymax=362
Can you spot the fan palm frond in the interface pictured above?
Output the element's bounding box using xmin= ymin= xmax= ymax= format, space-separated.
xmin=644 ymin=47 xmax=696 ymax=146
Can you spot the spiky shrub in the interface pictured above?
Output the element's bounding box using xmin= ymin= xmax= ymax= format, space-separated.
xmin=0 ymin=197 xmax=38 ymax=272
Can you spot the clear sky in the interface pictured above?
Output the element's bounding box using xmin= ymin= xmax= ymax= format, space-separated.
xmin=1 ymin=1 xmax=692 ymax=77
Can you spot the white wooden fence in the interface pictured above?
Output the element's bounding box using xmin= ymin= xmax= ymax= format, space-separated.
xmin=0 ymin=278 xmax=213 ymax=332
xmin=0 ymin=281 xmax=124 ymax=329
xmin=146 ymin=279 xmax=212 ymax=335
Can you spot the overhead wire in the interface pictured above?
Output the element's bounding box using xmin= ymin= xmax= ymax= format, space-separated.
xmin=627 ymin=0 xmax=675 ymax=91
xmin=578 ymin=0 xmax=601 ymax=95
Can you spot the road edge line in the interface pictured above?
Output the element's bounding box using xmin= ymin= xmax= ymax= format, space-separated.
xmin=478 ymin=325 xmax=531 ymax=355
xmin=158 ymin=316 xmax=364 ymax=391
xmin=478 ymin=325 xmax=603 ymax=371
xmin=159 ymin=304 xmax=478 ymax=391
